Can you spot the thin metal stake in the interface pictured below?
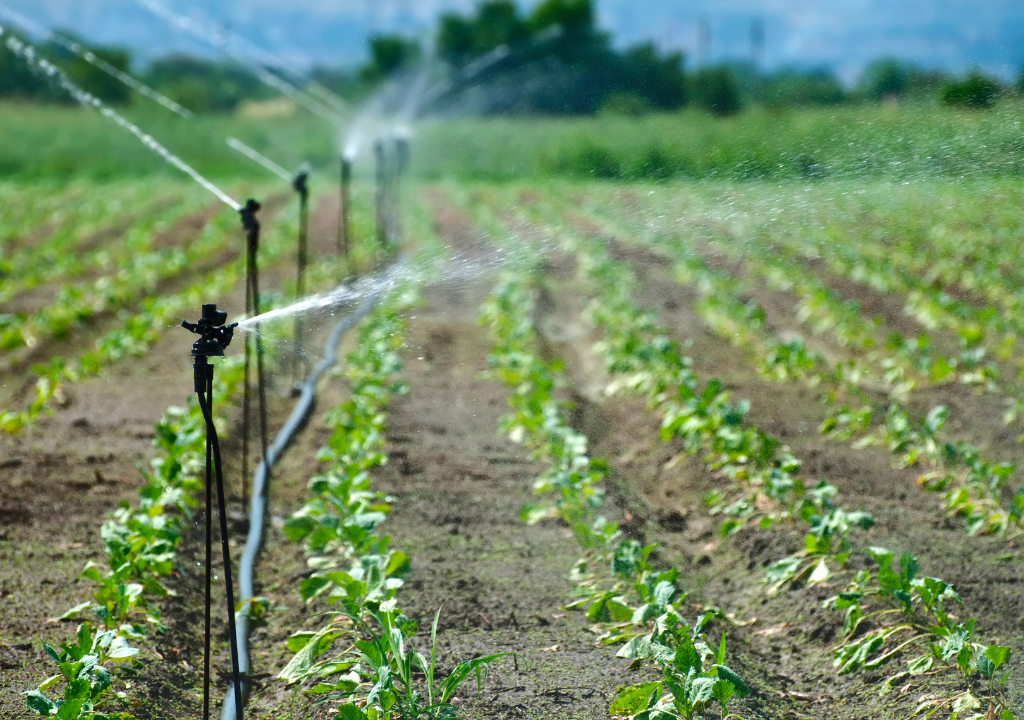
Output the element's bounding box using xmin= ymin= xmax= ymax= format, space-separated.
xmin=293 ymin=171 xmax=310 ymax=386
xmin=241 ymin=200 xmax=271 ymax=508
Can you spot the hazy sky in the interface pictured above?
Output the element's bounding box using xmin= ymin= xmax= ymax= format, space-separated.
xmin=3 ymin=0 xmax=1023 ymax=81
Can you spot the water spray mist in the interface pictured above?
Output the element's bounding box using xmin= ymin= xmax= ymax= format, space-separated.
xmin=0 ymin=3 xmax=193 ymax=118
xmin=0 ymin=27 xmax=240 ymax=211
xmin=133 ymin=0 xmax=343 ymax=126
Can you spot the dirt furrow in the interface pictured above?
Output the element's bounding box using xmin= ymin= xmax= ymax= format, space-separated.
xmin=533 ymin=248 xmax=1024 ymax=718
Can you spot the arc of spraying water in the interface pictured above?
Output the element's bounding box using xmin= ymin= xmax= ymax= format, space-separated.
xmin=0 ymin=26 xmax=240 ymax=211
xmin=226 ymin=138 xmax=293 ymax=183
xmin=0 ymin=3 xmax=194 ymax=118
xmin=132 ymin=0 xmax=344 ymax=126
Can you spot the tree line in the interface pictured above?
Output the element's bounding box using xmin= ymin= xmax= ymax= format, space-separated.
xmin=1 ymin=0 xmax=1022 ymax=116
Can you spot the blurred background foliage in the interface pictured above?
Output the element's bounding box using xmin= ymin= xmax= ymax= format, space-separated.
xmin=1 ymin=0 xmax=1020 ymax=118
xmin=1 ymin=0 xmax=1024 ymax=184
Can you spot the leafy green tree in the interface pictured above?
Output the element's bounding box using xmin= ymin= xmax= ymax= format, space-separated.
xmin=437 ymin=13 xmax=476 ymax=67
xmin=941 ymin=70 xmax=1002 ymax=109
xmin=860 ymin=58 xmax=908 ymax=100
xmin=528 ymin=0 xmax=594 ymax=36
xmin=692 ymin=65 xmax=742 ymax=116
xmin=45 ymin=33 xmax=132 ymax=105
xmin=619 ymin=43 xmax=687 ymax=110
xmin=474 ymin=1 xmax=529 ymax=52
xmin=360 ymin=35 xmax=421 ymax=83
xmin=143 ymin=55 xmax=270 ymax=113
xmin=0 ymin=32 xmax=49 ymax=100
xmin=1016 ymin=63 xmax=1024 ymax=95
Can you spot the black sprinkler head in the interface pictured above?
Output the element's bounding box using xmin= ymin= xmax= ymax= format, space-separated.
xmin=202 ymin=303 xmax=228 ymax=326
xmin=293 ymin=169 xmax=309 ymax=196
xmin=240 ymin=198 xmax=262 ymax=233
xmin=182 ymin=303 xmax=238 ymax=357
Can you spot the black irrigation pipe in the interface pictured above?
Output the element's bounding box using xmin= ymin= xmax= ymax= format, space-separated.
xmin=220 ymin=287 xmax=385 ymax=720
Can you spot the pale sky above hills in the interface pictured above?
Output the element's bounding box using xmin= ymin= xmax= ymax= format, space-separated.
xmin=5 ymin=0 xmax=1024 ymax=81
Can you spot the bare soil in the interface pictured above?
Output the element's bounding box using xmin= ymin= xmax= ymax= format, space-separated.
xmin=2 ymin=183 xmax=1022 ymax=720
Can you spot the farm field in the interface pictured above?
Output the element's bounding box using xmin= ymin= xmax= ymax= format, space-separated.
xmin=2 ymin=104 xmax=1024 ymax=720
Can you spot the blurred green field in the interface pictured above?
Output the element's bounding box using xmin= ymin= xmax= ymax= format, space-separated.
xmin=414 ymin=101 xmax=1024 ymax=182
xmin=2 ymin=100 xmax=1023 ymax=184
xmin=0 ymin=102 xmax=337 ymax=181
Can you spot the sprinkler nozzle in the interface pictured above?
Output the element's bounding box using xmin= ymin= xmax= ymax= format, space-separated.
xmin=182 ymin=303 xmax=237 ymax=358
xmin=240 ymin=198 xmax=261 ymax=233
xmin=292 ymin=169 xmax=309 ymax=197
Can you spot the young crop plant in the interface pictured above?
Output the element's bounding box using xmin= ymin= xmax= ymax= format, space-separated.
xmin=25 ymin=623 xmax=139 ymax=720
xmin=277 ymin=287 xmax=512 ymax=719
xmin=0 ymin=196 xmax=300 ymax=434
xmin=24 ymin=356 xmax=246 ymax=719
xmin=532 ymin=188 xmax=1024 ymax=543
xmin=537 ymin=206 xmax=1020 ymax=714
xmin=824 ymin=548 xmax=1015 ymax=718
xmin=479 ymin=266 xmax=751 ymax=720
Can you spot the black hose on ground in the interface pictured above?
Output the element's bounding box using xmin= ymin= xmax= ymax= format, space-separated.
xmin=219 ymin=288 xmax=384 ymax=720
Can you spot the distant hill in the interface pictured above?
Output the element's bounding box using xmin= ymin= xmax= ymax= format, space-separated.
xmin=6 ymin=0 xmax=1024 ymax=81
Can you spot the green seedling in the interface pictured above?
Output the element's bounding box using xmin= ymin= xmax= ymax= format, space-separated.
xmin=25 ymin=623 xmax=138 ymax=720
xmin=825 ymin=548 xmax=1014 ymax=716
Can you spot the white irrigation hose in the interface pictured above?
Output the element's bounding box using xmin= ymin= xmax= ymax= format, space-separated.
xmin=220 ymin=289 xmax=383 ymax=720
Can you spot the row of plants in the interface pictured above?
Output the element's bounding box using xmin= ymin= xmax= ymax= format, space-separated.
xmin=556 ymin=184 xmax=1000 ymax=399
xmin=480 ymin=265 xmax=753 ymax=720
xmin=24 ymin=355 xmax=247 ymax=719
xmin=0 ymin=180 xmax=169 ymax=283
xmin=610 ymin=205 xmax=1024 ymax=539
xmin=0 ymin=201 xmax=249 ymax=357
xmin=16 ymin=182 xmax=403 ymax=719
xmin=565 ymin=232 xmax=1016 ymax=717
xmin=572 ymin=181 xmax=1024 ymax=417
xmin=0 ymin=191 xmax=204 ymax=308
xmin=0 ymin=192 xmax=298 ymax=434
xmin=276 ymin=287 xmax=511 ymax=720
xmin=516 ymin=185 xmax=1024 ymax=540
xmin=446 ymin=183 xmax=1018 ymax=715
xmin=17 ymin=199 xmax=387 ymax=718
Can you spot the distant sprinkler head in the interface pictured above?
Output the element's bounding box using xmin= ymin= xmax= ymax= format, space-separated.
xmin=239 ymin=197 xmax=261 ymax=233
xmin=293 ymin=166 xmax=309 ymax=195
xmin=182 ymin=303 xmax=237 ymax=357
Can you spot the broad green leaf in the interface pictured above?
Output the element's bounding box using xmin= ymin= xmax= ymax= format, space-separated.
xmin=711 ymin=679 xmax=735 ymax=705
xmin=277 ymin=625 xmax=343 ymax=684
xmin=714 ymin=665 xmax=750 ymax=697
xmin=608 ymin=682 xmax=661 ymax=715
xmin=106 ymin=636 xmax=139 ymax=660
xmin=899 ymin=552 xmax=918 ymax=582
xmin=23 ymin=690 xmax=55 ymax=716
xmin=42 ymin=642 xmax=61 ymax=664
xmin=38 ymin=674 xmax=62 ymax=692
xmin=985 ymin=645 xmax=1011 ymax=671
xmin=285 ymin=631 xmax=318 ymax=654
xmin=765 ymin=556 xmax=801 ymax=584
xmin=299 ymin=576 xmax=331 ymax=603
xmin=59 ymin=603 xmax=94 ymax=621
xmin=951 ymin=692 xmax=980 ymax=714
xmin=907 ymin=655 xmax=933 ymax=675
xmin=336 ymin=705 xmax=368 ymax=720
xmin=977 ymin=651 xmax=995 ymax=678
xmin=688 ymin=677 xmax=716 ymax=704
